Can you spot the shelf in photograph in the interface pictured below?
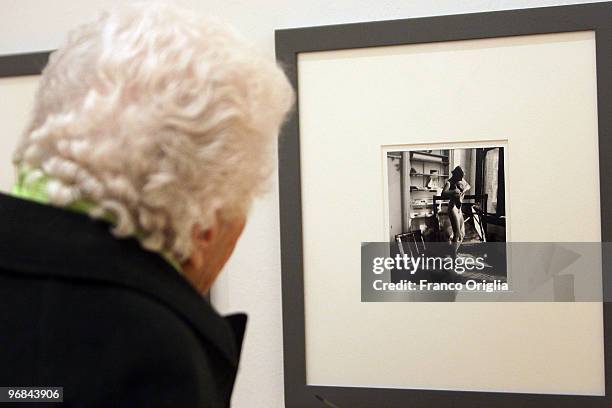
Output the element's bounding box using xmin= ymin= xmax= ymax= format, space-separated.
xmin=410 ymin=173 xmax=449 ymax=177
xmin=410 ymin=152 xmax=449 ymax=164
xmin=410 ymin=214 xmax=434 ymax=219
xmin=410 ymin=151 xmax=448 ymax=159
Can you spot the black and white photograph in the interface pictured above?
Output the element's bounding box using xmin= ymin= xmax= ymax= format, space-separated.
xmin=386 ymin=145 xmax=507 ymax=282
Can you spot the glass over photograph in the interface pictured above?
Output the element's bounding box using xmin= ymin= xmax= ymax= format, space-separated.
xmin=386 ymin=145 xmax=507 ymax=283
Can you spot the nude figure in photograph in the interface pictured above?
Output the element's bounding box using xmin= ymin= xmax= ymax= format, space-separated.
xmin=442 ymin=166 xmax=470 ymax=255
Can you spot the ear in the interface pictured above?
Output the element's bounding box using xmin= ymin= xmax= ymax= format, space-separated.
xmin=192 ymin=218 xmax=220 ymax=248
xmin=189 ymin=217 xmax=220 ymax=269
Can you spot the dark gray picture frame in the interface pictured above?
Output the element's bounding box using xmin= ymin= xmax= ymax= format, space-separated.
xmin=0 ymin=51 xmax=50 ymax=78
xmin=276 ymin=2 xmax=612 ymax=407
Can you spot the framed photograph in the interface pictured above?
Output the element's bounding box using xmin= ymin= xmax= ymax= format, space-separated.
xmin=385 ymin=143 xmax=508 ymax=290
xmin=0 ymin=52 xmax=50 ymax=192
xmin=276 ymin=2 xmax=611 ymax=407
xmin=385 ymin=144 xmax=507 ymax=243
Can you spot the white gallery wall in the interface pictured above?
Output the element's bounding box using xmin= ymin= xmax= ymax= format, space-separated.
xmin=0 ymin=0 xmax=607 ymax=406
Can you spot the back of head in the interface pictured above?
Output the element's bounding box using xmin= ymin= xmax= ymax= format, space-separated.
xmin=13 ymin=2 xmax=294 ymax=262
xmin=451 ymin=166 xmax=464 ymax=180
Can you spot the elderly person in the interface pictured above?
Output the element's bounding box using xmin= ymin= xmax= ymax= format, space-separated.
xmin=0 ymin=3 xmax=292 ymax=407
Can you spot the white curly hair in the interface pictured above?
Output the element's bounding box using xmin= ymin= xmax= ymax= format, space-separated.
xmin=13 ymin=2 xmax=294 ymax=262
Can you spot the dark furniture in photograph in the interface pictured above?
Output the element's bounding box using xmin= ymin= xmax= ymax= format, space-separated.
xmin=395 ymin=230 xmax=426 ymax=257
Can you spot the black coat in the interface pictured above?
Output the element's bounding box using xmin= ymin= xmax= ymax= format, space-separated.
xmin=0 ymin=193 xmax=246 ymax=407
